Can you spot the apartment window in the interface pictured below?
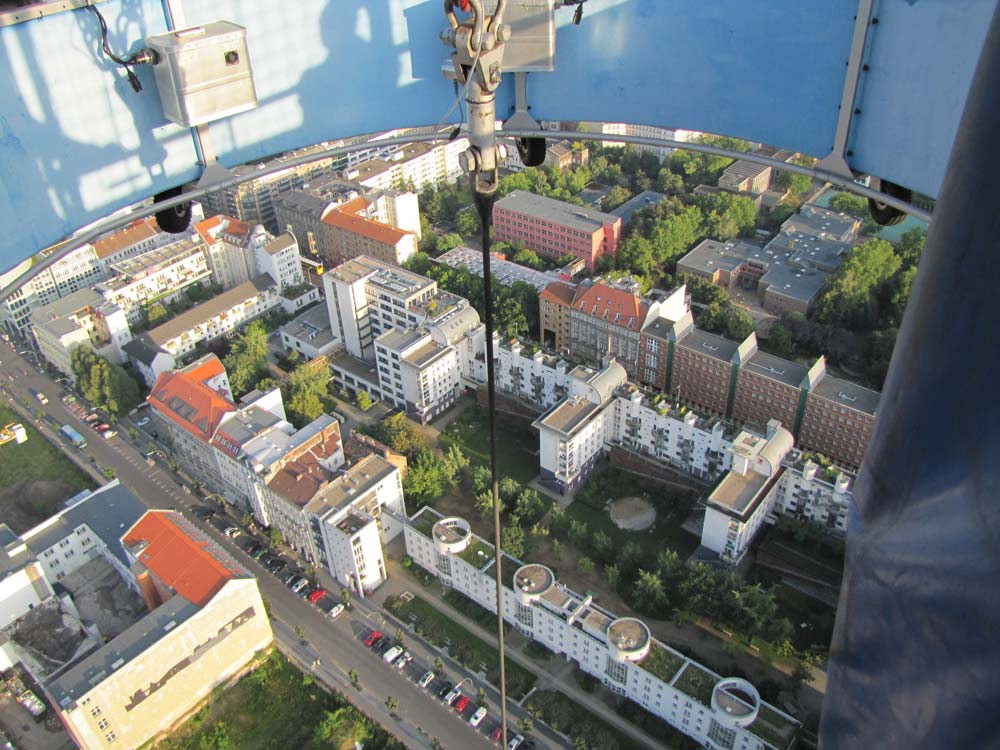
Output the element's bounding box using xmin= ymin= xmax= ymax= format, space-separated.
xmin=105 ymin=731 xmax=117 ymax=744
xmin=91 ymin=706 xmax=103 ymax=717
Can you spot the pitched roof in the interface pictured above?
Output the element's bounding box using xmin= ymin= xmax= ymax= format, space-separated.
xmin=92 ymin=218 xmax=161 ymax=259
xmin=148 ymin=369 xmax=235 ymax=444
xmin=144 ymin=275 xmax=275 ymax=345
xmin=194 ymin=215 xmax=255 ymax=245
xmin=322 ymin=198 xmax=411 ymax=245
xmin=122 ymin=511 xmax=244 ymax=607
xmin=540 ymin=281 xmax=577 ymax=307
xmin=181 ymin=353 xmax=226 ymax=383
xmin=572 ymin=281 xmax=647 ymax=331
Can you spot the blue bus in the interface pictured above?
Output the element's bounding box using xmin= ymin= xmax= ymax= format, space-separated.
xmin=60 ymin=424 xmax=86 ymax=448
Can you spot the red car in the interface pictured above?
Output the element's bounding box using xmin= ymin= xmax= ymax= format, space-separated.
xmin=454 ymin=695 xmax=470 ymax=713
xmin=492 ymin=727 xmax=503 ymax=743
xmin=307 ymin=588 xmax=326 ymax=603
xmin=364 ymin=630 xmax=383 ymax=648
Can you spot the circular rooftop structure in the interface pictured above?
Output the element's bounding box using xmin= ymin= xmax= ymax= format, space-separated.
xmin=432 ymin=517 xmax=472 ymax=555
xmin=512 ymin=563 xmax=555 ymax=605
xmin=711 ymin=677 xmax=761 ymax=728
xmin=607 ymin=617 xmax=651 ymax=662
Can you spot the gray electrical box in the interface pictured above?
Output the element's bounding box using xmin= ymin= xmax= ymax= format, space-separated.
xmin=145 ymin=21 xmax=257 ymax=128
xmin=484 ymin=0 xmax=556 ymax=72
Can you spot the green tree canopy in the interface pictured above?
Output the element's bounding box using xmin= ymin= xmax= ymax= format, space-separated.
xmin=814 ymin=238 xmax=902 ymax=329
xmin=223 ymin=320 xmax=270 ymax=398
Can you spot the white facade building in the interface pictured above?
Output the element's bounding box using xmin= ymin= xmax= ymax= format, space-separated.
xmin=252 ymin=232 xmax=305 ymax=292
xmin=30 ymin=289 xmax=132 ymax=379
xmin=278 ymin=305 xmax=342 ymax=360
xmin=375 ymin=328 xmax=461 ymax=423
xmin=770 ymin=457 xmax=852 ymax=534
xmin=193 ymin=216 xmax=256 ymax=290
xmin=96 ymin=237 xmax=212 ymax=324
xmin=346 ymin=140 xmax=467 ymax=191
xmin=405 ymin=508 xmax=800 ymax=750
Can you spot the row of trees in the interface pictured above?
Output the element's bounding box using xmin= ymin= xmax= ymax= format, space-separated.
xmin=356 ymin=412 xmax=472 ymax=510
xmin=404 ymin=252 xmax=539 ymax=339
xmin=69 ymin=347 xmax=141 ymax=420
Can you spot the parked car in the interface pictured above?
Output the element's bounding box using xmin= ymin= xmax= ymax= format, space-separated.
xmin=280 ymin=570 xmax=298 ymax=585
xmin=492 ymin=727 xmax=503 ymax=744
xmin=102 ymin=430 xmax=117 ymax=439
xmin=469 ymin=707 xmax=487 ymax=727
xmin=436 ymin=681 xmax=454 ymax=700
xmin=33 ymin=391 xmax=47 ymax=405
xmin=136 ymin=416 xmax=150 ymax=427
xmin=443 ymin=687 xmax=462 ymax=707
xmin=328 ymin=603 xmax=345 ymax=620
xmin=506 ymin=734 xmax=524 ymax=750
xmin=264 ymin=557 xmax=286 ymax=573
xmin=374 ymin=638 xmax=394 ymax=657
xmin=224 ymin=527 xmax=241 ymax=538
xmin=307 ymin=588 xmax=327 ymax=604
xmin=453 ymin=695 xmax=470 ymax=713
xmin=418 ymin=670 xmax=435 ymax=688
xmin=290 ymin=578 xmax=309 ymax=594
xmin=95 ymin=423 xmax=110 ymax=432
xmin=192 ymin=507 xmax=215 ymax=520
xmin=363 ymin=630 xmax=382 ymax=648
xmin=382 ymin=645 xmax=403 ymax=665
xmin=395 ymin=651 xmax=412 ymax=670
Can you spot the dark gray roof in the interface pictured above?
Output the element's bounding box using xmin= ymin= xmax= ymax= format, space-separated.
xmin=744 ymin=351 xmax=810 ymax=388
xmin=533 ymin=397 xmax=602 ymax=436
xmin=122 ymin=334 xmax=166 ymax=366
xmin=677 ymin=329 xmax=740 ymax=363
xmin=22 ymin=482 xmax=148 ymax=569
xmin=496 ymin=190 xmax=618 ymax=232
xmin=45 ymin=594 xmax=199 ymax=705
xmin=677 ymin=239 xmax=761 ymax=275
xmin=811 ymin=375 xmax=880 ymax=416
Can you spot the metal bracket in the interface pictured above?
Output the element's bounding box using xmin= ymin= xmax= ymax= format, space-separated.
xmin=817 ymin=0 xmax=875 ymax=179
xmin=502 ymin=72 xmax=542 ymax=133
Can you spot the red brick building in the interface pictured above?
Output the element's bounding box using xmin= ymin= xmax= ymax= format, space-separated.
xmin=798 ymin=376 xmax=879 ymax=468
xmin=494 ymin=190 xmax=621 ymax=271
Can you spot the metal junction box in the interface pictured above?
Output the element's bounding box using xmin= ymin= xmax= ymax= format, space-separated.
xmin=484 ymin=0 xmax=556 ymax=72
xmin=145 ymin=21 xmax=257 ymax=127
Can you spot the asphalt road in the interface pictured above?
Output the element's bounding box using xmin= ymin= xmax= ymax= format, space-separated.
xmin=0 ymin=340 xmax=559 ymax=750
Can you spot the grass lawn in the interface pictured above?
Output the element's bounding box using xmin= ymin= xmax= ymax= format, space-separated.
xmin=563 ymin=464 xmax=700 ymax=561
xmin=438 ymin=405 xmax=538 ymax=485
xmin=385 ymin=593 xmax=535 ymax=699
xmin=150 ymin=650 xmax=402 ymax=750
xmin=0 ymin=404 xmax=93 ymax=489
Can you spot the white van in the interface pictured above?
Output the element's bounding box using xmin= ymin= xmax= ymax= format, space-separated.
xmin=382 ymin=645 xmax=403 ymax=664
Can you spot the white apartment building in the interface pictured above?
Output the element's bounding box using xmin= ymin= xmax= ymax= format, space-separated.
xmin=375 ymin=328 xmax=461 ymax=423
xmin=346 ymin=140 xmax=467 ymax=191
xmin=123 ymin=275 xmax=279 ymax=385
xmin=96 ymin=237 xmax=212 ymax=324
xmin=278 ymin=304 xmax=342 ymax=360
xmin=252 ymin=232 xmax=305 ymax=292
xmin=300 ymin=455 xmax=406 ymax=594
xmin=762 ymin=454 xmax=852 ymax=535
xmin=193 ymin=215 xmax=256 ymax=289
xmin=594 ymin=123 xmax=699 ymax=157
xmin=92 ymin=216 xmax=179 ymax=273
xmin=609 ymin=387 xmax=733 ymax=480
xmin=30 ymin=288 xmax=132 ymax=379
xmin=700 ymin=423 xmax=795 ymax=565
xmin=405 ymin=508 xmax=800 ymax=750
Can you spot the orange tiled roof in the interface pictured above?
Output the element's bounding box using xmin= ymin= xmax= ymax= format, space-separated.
xmin=194 ymin=215 xmax=254 ymax=244
xmin=573 ymin=282 xmax=647 ymax=331
xmin=266 ymin=425 xmax=342 ymax=506
xmin=540 ymin=281 xmax=577 ymax=307
xmin=123 ymin=511 xmax=242 ymax=607
xmin=148 ymin=369 xmax=235 ymax=444
xmin=92 ymin=218 xmax=160 ymax=258
xmin=322 ymin=200 xmax=410 ymax=246
xmin=180 ymin=353 xmax=226 ymax=385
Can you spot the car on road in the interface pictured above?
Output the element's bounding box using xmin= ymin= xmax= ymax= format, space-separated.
xmin=506 ymin=734 xmax=524 ymax=750
xmin=136 ymin=416 xmax=151 ymax=427
xmin=224 ymin=527 xmax=241 ymax=538
xmin=263 ymin=556 xmax=285 ymax=573
xmin=96 ymin=423 xmax=110 ymax=432
xmin=469 ymin=706 xmax=487 ymax=727
xmin=418 ymin=670 xmax=435 ymax=688
xmin=32 ymin=391 xmax=47 ymax=405
xmin=328 ymin=603 xmax=345 ymax=619
xmin=307 ymin=588 xmax=327 ymax=604
xmin=191 ymin=507 xmax=215 ymax=520
xmin=395 ymin=651 xmax=412 ymax=670
xmin=382 ymin=645 xmax=403 ymax=665
xmin=363 ymin=630 xmax=383 ymax=648
xmin=102 ymin=430 xmax=117 ymax=439
xmin=443 ymin=687 xmax=462 ymax=707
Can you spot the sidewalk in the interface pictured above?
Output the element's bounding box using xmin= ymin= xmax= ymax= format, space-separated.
xmin=371 ymin=557 xmax=674 ymax=750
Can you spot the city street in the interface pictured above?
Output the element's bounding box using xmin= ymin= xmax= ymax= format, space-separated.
xmin=0 ymin=340 xmax=566 ymax=750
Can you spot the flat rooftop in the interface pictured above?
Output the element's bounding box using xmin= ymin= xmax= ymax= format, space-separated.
xmin=707 ymin=471 xmax=769 ymax=517
xmin=534 ymin=397 xmax=602 ymax=437
xmin=513 ymin=564 xmax=554 ymax=594
xmin=607 ymin=618 xmax=650 ymax=652
xmin=677 ymin=328 xmax=740 ymax=363
xmin=744 ymin=351 xmax=809 ymax=388
xmin=146 ymin=275 xmax=275 ymax=345
xmin=607 ymin=190 xmax=669 ymax=225
xmin=678 ymin=238 xmax=761 ymax=275
xmin=305 ymin=454 xmax=397 ymax=518
xmin=108 ymin=236 xmax=204 ymax=281
xmin=435 ymin=246 xmax=558 ymax=293
xmin=496 ymin=190 xmax=618 ymax=232
xmin=279 ymin=304 xmax=337 ymax=349
xmin=758 ymin=260 xmax=829 ymax=304
xmin=403 ymin=339 xmax=450 ymax=369
xmin=811 ymin=375 xmax=880 ymax=415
